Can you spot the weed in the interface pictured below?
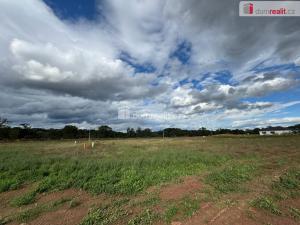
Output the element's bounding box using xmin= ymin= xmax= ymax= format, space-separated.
xmin=0 ymin=145 xmax=230 ymax=195
xmin=80 ymin=203 xmax=128 ymax=225
xmin=164 ymin=205 xmax=178 ymax=223
xmin=140 ymin=196 xmax=160 ymax=207
xmin=128 ymin=209 xmax=159 ymax=225
xmin=15 ymin=198 xmax=70 ymax=222
xmin=181 ymin=197 xmax=200 ymax=217
xmin=272 ymin=169 xmax=300 ymax=198
xmin=69 ymin=199 xmax=81 ymax=208
xmin=251 ymin=196 xmax=281 ymax=215
xmin=10 ymin=191 xmax=37 ymax=207
xmin=289 ymin=207 xmax=300 ymax=220
xmin=0 ymin=217 xmax=10 ymax=225
xmin=206 ymin=163 xmax=258 ymax=193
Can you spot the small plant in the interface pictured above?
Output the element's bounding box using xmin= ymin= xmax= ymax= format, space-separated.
xmin=15 ymin=197 xmax=71 ymax=223
xmin=69 ymin=199 xmax=81 ymax=208
xmin=16 ymin=205 xmax=45 ymax=223
xmin=164 ymin=205 xmax=178 ymax=223
xmin=10 ymin=191 xmax=37 ymax=207
xmin=289 ymin=207 xmax=300 ymax=220
xmin=272 ymin=169 xmax=300 ymax=198
xmin=251 ymin=196 xmax=281 ymax=215
xmin=128 ymin=209 xmax=159 ymax=225
xmin=80 ymin=204 xmax=128 ymax=225
xmin=0 ymin=217 xmax=10 ymax=225
xmin=181 ymin=197 xmax=200 ymax=217
xmin=206 ymin=163 xmax=257 ymax=193
xmin=141 ymin=196 xmax=160 ymax=207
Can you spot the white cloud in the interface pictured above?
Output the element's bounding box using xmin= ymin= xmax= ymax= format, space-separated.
xmin=0 ymin=0 xmax=299 ymax=129
xmin=233 ymin=117 xmax=300 ymax=128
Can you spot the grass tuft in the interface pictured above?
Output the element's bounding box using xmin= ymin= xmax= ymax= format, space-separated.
xmin=128 ymin=209 xmax=159 ymax=225
xmin=289 ymin=207 xmax=300 ymax=220
xmin=181 ymin=197 xmax=200 ymax=217
xmin=272 ymin=169 xmax=300 ymax=198
xmin=164 ymin=205 xmax=178 ymax=223
xmin=80 ymin=203 xmax=128 ymax=225
xmin=15 ymin=197 xmax=71 ymax=223
xmin=251 ymin=196 xmax=281 ymax=215
xmin=205 ymin=163 xmax=258 ymax=193
xmin=0 ymin=147 xmax=230 ymax=195
xmin=69 ymin=199 xmax=81 ymax=208
xmin=10 ymin=191 xmax=37 ymax=207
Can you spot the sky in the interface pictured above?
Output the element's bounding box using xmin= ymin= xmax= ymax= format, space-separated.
xmin=0 ymin=0 xmax=300 ymax=131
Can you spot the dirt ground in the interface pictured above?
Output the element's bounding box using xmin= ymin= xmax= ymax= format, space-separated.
xmin=1 ymin=136 xmax=299 ymax=225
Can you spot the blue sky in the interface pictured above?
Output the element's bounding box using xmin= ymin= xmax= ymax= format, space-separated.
xmin=43 ymin=0 xmax=99 ymax=21
xmin=0 ymin=0 xmax=299 ymax=130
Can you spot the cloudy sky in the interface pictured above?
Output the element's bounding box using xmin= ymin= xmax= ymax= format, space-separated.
xmin=0 ymin=0 xmax=300 ymax=131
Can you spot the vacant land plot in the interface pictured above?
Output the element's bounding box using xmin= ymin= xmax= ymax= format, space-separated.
xmin=0 ymin=136 xmax=299 ymax=225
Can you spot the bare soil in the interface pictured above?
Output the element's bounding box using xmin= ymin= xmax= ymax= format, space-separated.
xmin=159 ymin=177 xmax=202 ymax=201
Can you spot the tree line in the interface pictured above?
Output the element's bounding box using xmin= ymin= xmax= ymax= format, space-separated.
xmin=0 ymin=117 xmax=299 ymax=140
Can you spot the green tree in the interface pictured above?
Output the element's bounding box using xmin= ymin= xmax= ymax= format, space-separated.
xmin=62 ymin=125 xmax=78 ymax=139
xmin=0 ymin=117 xmax=8 ymax=128
xmin=98 ymin=125 xmax=113 ymax=138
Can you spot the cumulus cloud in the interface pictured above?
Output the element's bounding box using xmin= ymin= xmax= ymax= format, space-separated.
xmin=233 ymin=117 xmax=300 ymax=128
xmin=0 ymin=0 xmax=299 ymax=130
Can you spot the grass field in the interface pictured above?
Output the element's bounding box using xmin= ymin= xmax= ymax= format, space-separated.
xmin=0 ymin=136 xmax=299 ymax=225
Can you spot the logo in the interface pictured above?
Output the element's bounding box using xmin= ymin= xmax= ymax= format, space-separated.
xmin=243 ymin=2 xmax=254 ymax=14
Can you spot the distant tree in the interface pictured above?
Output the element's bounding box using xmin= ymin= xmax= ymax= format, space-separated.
xmin=127 ymin=127 xmax=136 ymax=137
xmin=9 ymin=127 xmax=20 ymax=139
xmin=0 ymin=117 xmax=8 ymax=128
xmin=62 ymin=125 xmax=78 ymax=139
xmin=198 ymin=127 xmax=211 ymax=136
xmin=49 ymin=129 xmax=63 ymax=139
xmin=19 ymin=123 xmax=32 ymax=138
xmin=20 ymin=123 xmax=31 ymax=129
xmin=136 ymin=127 xmax=142 ymax=137
xmin=98 ymin=125 xmax=113 ymax=138
xmin=142 ymin=128 xmax=152 ymax=137
xmin=252 ymin=128 xmax=260 ymax=135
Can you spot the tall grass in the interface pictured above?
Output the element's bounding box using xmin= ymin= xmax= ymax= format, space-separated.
xmin=0 ymin=143 xmax=230 ymax=195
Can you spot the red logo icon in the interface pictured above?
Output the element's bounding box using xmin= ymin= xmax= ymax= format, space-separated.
xmin=244 ymin=3 xmax=254 ymax=14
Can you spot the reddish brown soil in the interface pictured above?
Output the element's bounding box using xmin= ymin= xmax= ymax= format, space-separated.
xmin=159 ymin=177 xmax=202 ymax=201
xmin=0 ymin=187 xmax=107 ymax=225
xmin=27 ymin=204 xmax=88 ymax=225
xmin=179 ymin=205 xmax=293 ymax=225
xmin=0 ymin=185 xmax=32 ymax=219
xmin=27 ymin=189 xmax=106 ymax=225
xmin=171 ymin=197 xmax=300 ymax=225
xmin=37 ymin=188 xmax=89 ymax=204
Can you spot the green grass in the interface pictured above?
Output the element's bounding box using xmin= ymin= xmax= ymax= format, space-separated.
xmin=137 ymin=196 xmax=160 ymax=207
xmin=251 ymin=196 xmax=281 ymax=215
xmin=0 ymin=143 xmax=230 ymax=195
xmin=180 ymin=197 xmax=200 ymax=217
xmin=10 ymin=191 xmax=37 ymax=207
xmin=249 ymin=168 xmax=300 ymax=218
xmin=289 ymin=207 xmax=300 ymax=220
xmin=1 ymin=136 xmax=300 ymax=225
xmin=162 ymin=197 xmax=199 ymax=223
xmin=80 ymin=203 xmax=128 ymax=225
xmin=0 ymin=217 xmax=10 ymax=225
xmin=272 ymin=169 xmax=300 ymax=199
xmin=15 ymin=197 xmax=71 ymax=223
xmin=128 ymin=209 xmax=159 ymax=225
xmin=205 ymin=162 xmax=258 ymax=193
xmin=164 ymin=204 xmax=178 ymax=223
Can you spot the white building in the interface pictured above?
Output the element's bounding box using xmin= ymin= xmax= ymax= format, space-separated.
xmin=259 ymin=129 xmax=293 ymax=135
